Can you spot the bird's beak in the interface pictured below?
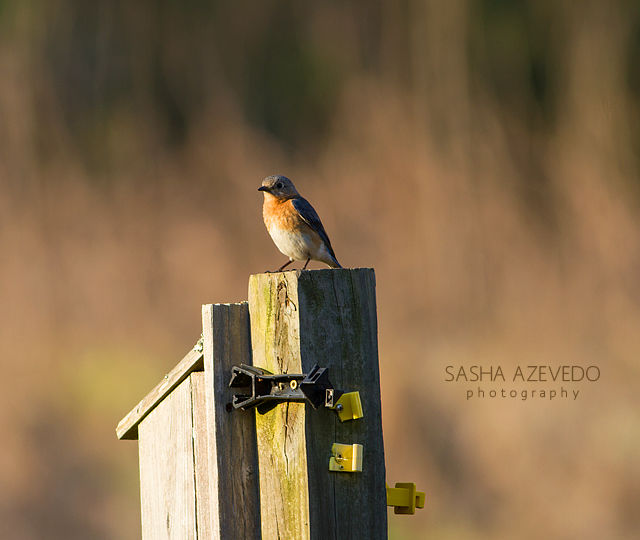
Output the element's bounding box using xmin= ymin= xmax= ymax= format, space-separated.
xmin=258 ymin=186 xmax=268 ymax=192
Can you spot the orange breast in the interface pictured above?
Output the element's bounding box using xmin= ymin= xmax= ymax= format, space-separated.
xmin=263 ymin=196 xmax=305 ymax=233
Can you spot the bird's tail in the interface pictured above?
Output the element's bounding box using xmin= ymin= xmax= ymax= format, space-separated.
xmin=327 ymin=255 xmax=342 ymax=269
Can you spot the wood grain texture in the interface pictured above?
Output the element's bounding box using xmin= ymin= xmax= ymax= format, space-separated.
xmin=191 ymin=372 xmax=212 ymax=540
xmin=117 ymin=348 xmax=203 ymax=440
xmin=248 ymin=268 xmax=387 ymax=540
xmin=201 ymin=303 xmax=261 ymax=540
xmin=138 ymin=375 xmax=198 ymax=540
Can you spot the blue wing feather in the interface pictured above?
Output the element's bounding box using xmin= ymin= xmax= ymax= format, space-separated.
xmin=291 ymin=197 xmax=339 ymax=262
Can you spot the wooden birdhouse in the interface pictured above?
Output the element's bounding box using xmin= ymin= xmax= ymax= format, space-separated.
xmin=117 ymin=269 xmax=394 ymax=539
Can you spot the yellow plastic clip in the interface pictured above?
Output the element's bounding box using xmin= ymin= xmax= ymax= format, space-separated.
xmin=329 ymin=443 xmax=363 ymax=472
xmin=328 ymin=391 xmax=364 ymax=422
xmin=386 ymin=483 xmax=426 ymax=514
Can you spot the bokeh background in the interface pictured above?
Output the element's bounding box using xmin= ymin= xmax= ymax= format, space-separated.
xmin=1 ymin=1 xmax=640 ymax=538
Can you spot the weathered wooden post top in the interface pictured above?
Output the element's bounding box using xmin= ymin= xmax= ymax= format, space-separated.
xmin=117 ymin=268 xmax=424 ymax=539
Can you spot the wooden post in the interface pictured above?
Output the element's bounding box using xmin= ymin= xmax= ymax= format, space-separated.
xmin=248 ymin=268 xmax=387 ymax=540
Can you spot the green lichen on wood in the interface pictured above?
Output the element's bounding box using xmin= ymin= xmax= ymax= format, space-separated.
xmin=249 ymin=272 xmax=310 ymax=539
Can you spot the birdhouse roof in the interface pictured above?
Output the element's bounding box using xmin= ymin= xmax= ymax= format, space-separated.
xmin=116 ymin=346 xmax=204 ymax=440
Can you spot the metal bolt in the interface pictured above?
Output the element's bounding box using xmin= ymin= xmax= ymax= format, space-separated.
xmin=336 ymin=404 xmax=343 ymax=412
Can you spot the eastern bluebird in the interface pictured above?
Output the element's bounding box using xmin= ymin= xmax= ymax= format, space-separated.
xmin=258 ymin=175 xmax=342 ymax=272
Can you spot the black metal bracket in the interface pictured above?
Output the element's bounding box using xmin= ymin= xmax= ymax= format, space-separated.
xmin=229 ymin=364 xmax=336 ymax=414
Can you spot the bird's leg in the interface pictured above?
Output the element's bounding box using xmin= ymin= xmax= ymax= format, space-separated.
xmin=302 ymin=257 xmax=311 ymax=270
xmin=277 ymin=259 xmax=294 ymax=272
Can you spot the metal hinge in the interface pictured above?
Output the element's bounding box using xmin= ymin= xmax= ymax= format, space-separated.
xmin=229 ymin=364 xmax=362 ymax=422
xmin=228 ymin=364 xmax=331 ymax=413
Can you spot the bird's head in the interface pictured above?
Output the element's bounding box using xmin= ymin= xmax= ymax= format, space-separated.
xmin=258 ymin=175 xmax=299 ymax=200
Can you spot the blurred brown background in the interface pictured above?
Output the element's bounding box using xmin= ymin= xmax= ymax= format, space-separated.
xmin=1 ymin=1 xmax=640 ymax=538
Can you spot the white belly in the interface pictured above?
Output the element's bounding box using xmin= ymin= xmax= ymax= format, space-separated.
xmin=268 ymin=226 xmax=314 ymax=261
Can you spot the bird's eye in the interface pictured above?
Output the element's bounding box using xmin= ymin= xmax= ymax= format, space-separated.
xmin=276 ymin=182 xmax=283 ymax=189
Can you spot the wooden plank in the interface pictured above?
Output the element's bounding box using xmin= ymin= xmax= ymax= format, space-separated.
xmin=248 ymin=268 xmax=387 ymax=540
xmin=116 ymin=347 xmax=203 ymax=440
xmin=201 ymin=303 xmax=261 ymax=540
xmin=138 ymin=375 xmax=198 ymax=540
xmin=248 ymin=277 xmax=309 ymax=539
xmin=191 ymin=372 xmax=212 ymax=540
